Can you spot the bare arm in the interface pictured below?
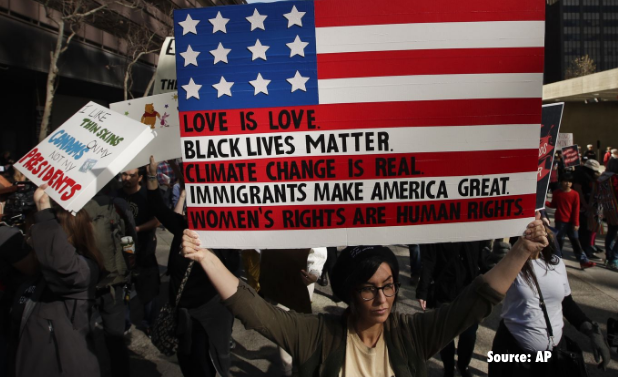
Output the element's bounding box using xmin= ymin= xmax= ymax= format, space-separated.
xmin=182 ymin=229 xmax=239 ymax=299
xmin=483 ymin=213 xmax=548 ymax=295
xmin=136 ymin=218 xmax=159 ymax=233
xmin=174 ymin=190 xmax=186 ymax=215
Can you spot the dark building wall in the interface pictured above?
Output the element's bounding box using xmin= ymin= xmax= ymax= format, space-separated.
xmin=545 ymin=0 xmax=618 ymax=83
xmin=560 ymin=101 xmax=618 ymax=151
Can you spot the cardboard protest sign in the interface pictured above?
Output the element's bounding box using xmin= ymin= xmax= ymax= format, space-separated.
xmin=562 ymin=145 xmax=581 ymax=168
xmin=174 ymin=0 xmax=544 ymax=248
xmin=153 ymin=37 xmax=178 ymax=95
xmin=14 ymin=102 xmax=156 ymax=214
xmin=536 ymin=103 xmax=564 ymax=210
xmin=557 ymin=133 xmax=573 ymax=150
xmin=111 ymin=92 xmax=182 ymax=171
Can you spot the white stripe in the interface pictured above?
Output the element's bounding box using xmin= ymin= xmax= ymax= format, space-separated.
xmin=315 ymin=21 xmax=545 ymax=54
xmin=181 ymin=124 xmax=540 ymax=162
xmin=186 ymin=172 xmax=536 ymax=207
xmin=317 ymin=73 xmax=543 ymax=104
xmin=191 ymin=218 xmax=533 ymax=249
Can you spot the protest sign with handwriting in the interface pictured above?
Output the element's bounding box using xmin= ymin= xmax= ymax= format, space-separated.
xmin=15 ymin=102 xmax=155 ymax=214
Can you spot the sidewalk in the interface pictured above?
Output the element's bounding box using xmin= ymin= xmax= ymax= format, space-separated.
xmin=101 ymin=226 xmax=618 ymax=377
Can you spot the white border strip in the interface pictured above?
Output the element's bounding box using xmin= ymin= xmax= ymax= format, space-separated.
xmin=317 ymin=73 xmax=543 ymax=104
xmin=193 ymin=218 xmax=533 ymax=249
xmin=316 ymin=21 xmax=545 ymax=54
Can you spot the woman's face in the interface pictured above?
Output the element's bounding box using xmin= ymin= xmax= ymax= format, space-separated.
xmin=353 ymin=262 xmax=396 ymax=326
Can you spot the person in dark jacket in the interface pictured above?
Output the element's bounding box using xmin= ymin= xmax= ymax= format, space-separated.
xmin=146 ymin=157 xmax=237 ymax=377
xmin=10 ymin=184 xmax=104 ymax=377
xmin=180 ymin=214 xmax=549 ymax=376
xmin=416 ymin=241 xmax=490 ymax=377
xmin=117 ymin=167 xmax=160 ymax=335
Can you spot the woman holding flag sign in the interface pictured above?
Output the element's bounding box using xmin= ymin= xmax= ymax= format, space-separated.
xmin=181 ymin=215 xmax=549 ymax=376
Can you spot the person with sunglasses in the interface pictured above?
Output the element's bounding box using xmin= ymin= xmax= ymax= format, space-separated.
xmin=181 ymin=215 xmax=548 ymax=376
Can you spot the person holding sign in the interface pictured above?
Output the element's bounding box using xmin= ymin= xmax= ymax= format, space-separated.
xmin=10 ymin=185 xmax=104 ymax=377
xmin=145 ymin=156 xmax=237 ymax=377
xmin=181 ymin=216 xmax=548 ymax=376
xmin=488 ymin=226 xmax=611 ymax=376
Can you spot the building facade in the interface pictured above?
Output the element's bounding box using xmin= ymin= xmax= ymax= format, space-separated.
xmin=545 ymin=0 xmax=618 ymax=83
xmin=0 ymin=0 xmax=243 ymax=158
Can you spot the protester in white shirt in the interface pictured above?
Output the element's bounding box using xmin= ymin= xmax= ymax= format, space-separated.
xmin=489 ymin=228 xmax=611 ymax=376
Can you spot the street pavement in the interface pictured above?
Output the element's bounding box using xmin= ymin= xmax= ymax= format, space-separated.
xmin=95 ymin=220 xmax=618 ymax=377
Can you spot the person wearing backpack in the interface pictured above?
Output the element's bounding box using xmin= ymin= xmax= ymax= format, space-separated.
xmin=84 ymin=189 xmax=136 ymax=377
xmin=590 ymin=162 xmax=618 ymax=269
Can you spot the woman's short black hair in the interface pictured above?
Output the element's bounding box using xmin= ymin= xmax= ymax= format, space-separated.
xmin=331 ymin=246 xmax=399 ymax=305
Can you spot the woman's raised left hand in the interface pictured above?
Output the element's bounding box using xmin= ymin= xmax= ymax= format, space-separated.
xmin=519 ymin=212 xmax=549 ymax=254
xmin=182 ymin=229 xmax=210 ymax=263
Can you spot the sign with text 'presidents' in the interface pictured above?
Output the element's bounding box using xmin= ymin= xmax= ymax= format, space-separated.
xmin=15 ymin=102 xmax=155 ymax=214
xmin=174 ymin=0 xmax=544 ymax=248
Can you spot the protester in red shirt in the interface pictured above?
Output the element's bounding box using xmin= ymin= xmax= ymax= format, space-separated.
xmin=603 ymin=146 xmax=612 ymax=167
xmin=546 ymin=173 xmax=596 ymax=269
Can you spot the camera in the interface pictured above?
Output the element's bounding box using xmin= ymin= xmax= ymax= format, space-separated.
xmin=2 ymin=182 xmax=38 ymax=226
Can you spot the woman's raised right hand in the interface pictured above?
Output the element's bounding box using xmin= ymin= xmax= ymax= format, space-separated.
xmin=182 ymin=229 xmax=210 ymax=263
xmin=34 ymin=184 xmax=51 ymax=211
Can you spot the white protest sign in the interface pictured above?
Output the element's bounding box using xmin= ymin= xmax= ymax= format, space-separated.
xmin=14 ymin=102 xmax=155 ymax=214
xmin=153 ymin=37 xmax=177 ymax=95
xmin=174 ymin=0 xmax=543 ymax=248
xmin=111 ymin=92 xmax=182 ymax=171
xmin=557 ymin=133 xmax=573 ymax=150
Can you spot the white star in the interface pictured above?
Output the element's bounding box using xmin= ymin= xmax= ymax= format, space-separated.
xmin=178 ymin=14 xmax=200 ymax=35
xmin=246 ymin=9 xmax=267 ymax=31
xmin=286 ymin=71 xmax=310 ymax=92
xmin=209 ymin=12 xmax=229 ymax=34
xmin=182 ymin=78 xmax=202 ymax=100
xmin=286 ymin=35 xmax=309 ymax=58
xmin=283 ymin=6 xmax=305 ymax=28
xmin=209 ymin=43 xmax=231 ymax=64
xmin=249 ymin=73 xmax=271 ymax=95
xmin=212 ymin=77 xmax=234 ymax=98
xmin=180 ymin=45 xmax=200 ymax=67
xmin=247 ymin=39 xmax=270 ymax=61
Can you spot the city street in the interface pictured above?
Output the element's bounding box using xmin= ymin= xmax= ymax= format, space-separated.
xmin=93 ymin=221 xmax=618 ymax=377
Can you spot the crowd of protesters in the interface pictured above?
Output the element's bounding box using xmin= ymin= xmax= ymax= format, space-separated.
xmin=547 ymin=144 xmax=618 ymax=270
xmin=0 ymin=150 xmax=616 ymax=377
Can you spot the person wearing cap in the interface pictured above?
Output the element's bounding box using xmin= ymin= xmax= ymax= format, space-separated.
xmin=181 ymin=217 xmax=548 ymax=376
xmin=573 ymin=159 xmax=603 ymax=259
xmin=584 ymin=144 xmax=597 ymax=161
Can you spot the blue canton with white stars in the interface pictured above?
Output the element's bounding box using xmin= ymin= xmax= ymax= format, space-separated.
xmin=173 ymin=1 xmax=318 ymax=112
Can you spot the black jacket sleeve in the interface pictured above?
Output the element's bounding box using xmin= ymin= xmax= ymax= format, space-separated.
xmin=562 ymin=294 xmax=590 ymax=328
xmin=147 ymin=188 xmax=183 ymax=235
xmin=30 ymin=209 xmax=94 ymax=297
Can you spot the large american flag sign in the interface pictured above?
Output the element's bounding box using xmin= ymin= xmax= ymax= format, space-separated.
xmin=173 ymin=0 xmax=545 ymax=248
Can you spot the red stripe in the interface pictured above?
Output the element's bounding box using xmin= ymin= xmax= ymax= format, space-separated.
xmin=187 ymin=194 xmax=535 ymax=231
xmin=179 ymin=98 xmax=541 ymax=137
xmin=183 ymin=150 xmax=537 ymax=183
xmin=317 ymin=48 xmax=545 ymax=80
xmin=314 ymin=0 xmax=545 ymax=27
